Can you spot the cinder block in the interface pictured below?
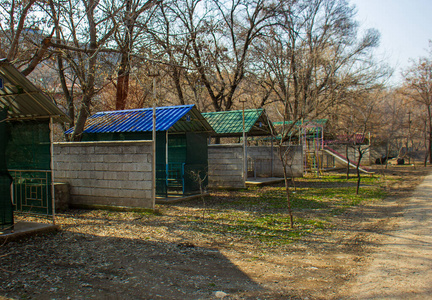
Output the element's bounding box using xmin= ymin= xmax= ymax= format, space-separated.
xmin=102 ymin=172 xmax=116 ymax=180
xmin=116 ymin=172 xmax=129 ymax=181
xmin=110 ymin=163 xmax=124 ymax=172
xmin=90 ymin=155 xmax=105 ymax=163
xmin=121 ymin=146 xmax=138 ymax=154
xmin=137 ymin=163 xmax=152 ymax=172
xmin=94 ymin=162 xmax=109 ymax=171
xmin=91 ymin=171 xmax=104 ymax=181
xmin=128 ymin=172 xmax=146 ymax=181
xmin=69 ymin=147 xmax=81 ymax=155
xmin=121 ymin=163 xmax=135 ymax=172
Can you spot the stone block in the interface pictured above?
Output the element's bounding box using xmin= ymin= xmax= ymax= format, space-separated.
xmin=54 ymin=182 xmax=70 ymax=211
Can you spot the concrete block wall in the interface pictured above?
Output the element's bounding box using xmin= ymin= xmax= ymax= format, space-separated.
xmin=53 ymin=141 xmax=154 ymax=209
xmin=248 ymin=145 xmax=303 ymax=177
xmin=208 ymin=144 xmax=245 ymax=189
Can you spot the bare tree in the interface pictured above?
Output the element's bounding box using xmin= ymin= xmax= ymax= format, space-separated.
xmin=112 ymin=0 xmax=159 ymax=110
xmin=0 ymin=0 xmax=53 ymax=74
xmin=49 ymin=0 xmax=119 ymax=140
xmin=261 ymin=0 xmax=387 ymax=227
xmin=403 ymin=41 xmax=432 ymax=164
xmin=152 ymin=0 xmax=278 ymax=112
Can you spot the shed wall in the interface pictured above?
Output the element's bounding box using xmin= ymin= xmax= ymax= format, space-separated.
xmin=208 ymin=144 xmax=245 ymax=189
xmin=54 ymin=141 xmax=154 ymax=209
xmin=248 ymin=145 xmax=303 ymax=177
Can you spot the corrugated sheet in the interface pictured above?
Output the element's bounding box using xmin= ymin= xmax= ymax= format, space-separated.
xmin=202 ymin=109 xmax=275 ymax=136
xmin=0 ymin=59 xmax=70 ymax=123
xmin=65 ymin=105 xmax=214 ymax=134
xmin=202 ymin=109 xmax=262 ymax=134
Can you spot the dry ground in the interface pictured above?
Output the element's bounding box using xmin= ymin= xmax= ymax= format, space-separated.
xmin=0 ymin=165 xmax=429 ymax=300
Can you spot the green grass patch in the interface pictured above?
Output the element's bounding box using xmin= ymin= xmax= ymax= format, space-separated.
xmin=180 ymin=172 xmax=389 ymax=246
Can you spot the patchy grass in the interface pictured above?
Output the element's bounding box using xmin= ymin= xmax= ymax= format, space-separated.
xmin=178 ymin=172 xmax=390 ymax=246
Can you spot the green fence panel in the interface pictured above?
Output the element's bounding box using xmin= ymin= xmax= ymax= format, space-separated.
xmin=184 ymin=133 xmax=208 ymax=195
xmin=6 ymin=121 xmax=52 ymax=216
xmin=0 ymin=108 xmax=13 ymax=229
xmin=6 ymin=121 xmax=51 ymax=170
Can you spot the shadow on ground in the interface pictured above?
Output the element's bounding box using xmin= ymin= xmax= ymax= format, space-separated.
xmin=0 ymin=231 xmax=263 ymax=299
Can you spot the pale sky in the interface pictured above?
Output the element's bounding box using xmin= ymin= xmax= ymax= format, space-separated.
xmin=351 ymin=0 xmax=432 ymax=85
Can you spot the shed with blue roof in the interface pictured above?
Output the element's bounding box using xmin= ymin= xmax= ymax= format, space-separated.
xmin=66 ymin=105 xmax=214 ymax=197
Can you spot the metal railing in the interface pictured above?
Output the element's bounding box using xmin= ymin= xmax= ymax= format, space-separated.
xmin=9 ymin=169 xmax=53 ymax=216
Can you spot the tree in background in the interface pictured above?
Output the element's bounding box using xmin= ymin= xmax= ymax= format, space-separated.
xmin=150 ymin=0 xmax=278 ymax=112
xmin=49 ymin=0 xmax=119 ymax=141
xmin=112 ymin=0 xmax=159 ymax=110
xmin=262 ymin=0 xmax=387 ymax=227
xmin=0 ymin=0 xmax=53 ymax=75
xmin=403 ymin=41 xmax=432 ymax=165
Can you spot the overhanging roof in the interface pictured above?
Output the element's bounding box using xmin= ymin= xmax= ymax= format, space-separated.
xmin=0 ymin=59 xmax=70 ymax=123
xmin=65 ymin=104 xmax=214 ymax=134
xmin=202 ymin=109 xmax=276 ymax=137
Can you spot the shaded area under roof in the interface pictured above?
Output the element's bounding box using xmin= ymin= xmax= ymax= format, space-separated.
xmin=65 ymin=104 xmax=214 ymax=134
xmin=0 ymin=59 xmax=69 ymax=123
xmin=202 ymin=109 xmax=275 ymax=137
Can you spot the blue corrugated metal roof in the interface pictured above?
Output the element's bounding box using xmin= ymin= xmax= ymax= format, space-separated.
xmin=65 ymin=105 xmax=197 ymax=134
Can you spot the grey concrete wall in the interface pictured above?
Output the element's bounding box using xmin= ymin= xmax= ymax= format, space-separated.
xmin=208 ymin=144 xmax=303 ymax=189
xmin=208 ymin=144 xmax=245 ymax=189
xmin=248 ymin=145 xmax=303 ymax=178
xmin=54 ymin=141 xmax=154 ymax=209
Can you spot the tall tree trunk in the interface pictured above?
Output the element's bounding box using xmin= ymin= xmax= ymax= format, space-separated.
xmin=72 ymin=97 xmax=92 ymax=141
xmin=356 ymin=147 xmax=363 ymax=195
xmin=115 ymin=0 xmax=133 ymax=110
xmin=116 ymin=69 xmax=130 ymax=110
xmin=345 ymin=144 xmax=350 ymax=179
xmin=173 ymin=66 xmax=185 ymax=105
xmin=72 ymin=0 xmax=97 ymax=141
xmin=428 ymin=105 xmax=432 ymax=164
xmin=279 ymin=145 xmax=294 ymax=228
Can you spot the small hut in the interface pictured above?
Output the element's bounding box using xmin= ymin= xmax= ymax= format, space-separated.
xmin=201 ymin=109 xmax=297 ymax=188
xmin=0 ymin=59 xmax=69 ymax=230
xmin=66 ymin=105 xmax=214 ymax=197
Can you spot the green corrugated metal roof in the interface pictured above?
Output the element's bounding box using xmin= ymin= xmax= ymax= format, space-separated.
xmin=202 ymin=109 xmax=275 ymax=137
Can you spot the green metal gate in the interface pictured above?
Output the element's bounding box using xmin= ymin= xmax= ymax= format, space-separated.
xmin=6 ymin=121 xmax=53 ymax=216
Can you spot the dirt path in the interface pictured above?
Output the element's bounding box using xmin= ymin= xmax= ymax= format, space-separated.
xmin=341 ymin=172 xmax=432 ymax=299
